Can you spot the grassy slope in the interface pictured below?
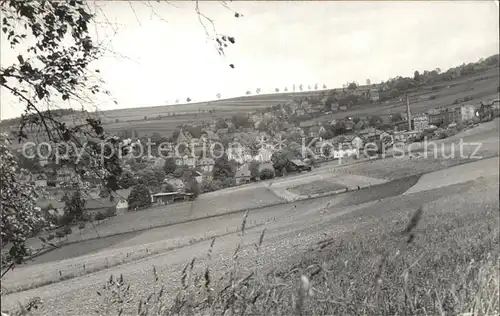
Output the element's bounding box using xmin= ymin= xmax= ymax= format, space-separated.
xmin=2 ymin=170 xmax=498 ymax=315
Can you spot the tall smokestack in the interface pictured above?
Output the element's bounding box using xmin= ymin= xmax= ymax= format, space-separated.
xmin=406 ymin=94 xmax=412 ymax=131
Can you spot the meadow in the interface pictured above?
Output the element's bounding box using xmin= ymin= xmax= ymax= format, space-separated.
xmin=2 ymin=159 xmax=498 ymax=315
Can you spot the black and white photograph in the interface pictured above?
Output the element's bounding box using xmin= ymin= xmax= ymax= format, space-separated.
xmin=0 ymin=1 xmax=499 ymax=315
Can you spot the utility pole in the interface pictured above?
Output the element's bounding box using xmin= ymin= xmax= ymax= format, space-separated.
xmin=406 ymin=94 xmax=412 ymax=131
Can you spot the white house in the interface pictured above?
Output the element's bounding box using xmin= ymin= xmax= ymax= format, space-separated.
xmin=175 ymin=155 xmax=196 ymax=168
xmin=255 ymin=145 xmax=274 ymax=162
xmin=197 ymin=157 xmax=215 ymax=173
xmin=115 ymin=199 xmax=128 ymax=216
xmin=333 ymin=144 xmax=358 ymax=159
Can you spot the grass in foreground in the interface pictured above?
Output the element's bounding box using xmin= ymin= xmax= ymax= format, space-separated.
xmin=7 ymin=184 xmax=499 ymax=316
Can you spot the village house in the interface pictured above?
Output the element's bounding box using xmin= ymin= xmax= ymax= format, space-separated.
xmin=176 ymin=128 xmax=193 ymax=144
xmin=228 ymin=146 xmax=253 ymax=164
xmin=201 ymin=130 xmax=220 ymax=142
xmin=413 ymin=114 xmax=430 ymax=132
xmin=175 ymin=154 xmax=196 ymax=168
xmin=428 ymin=107 xmax=461 ymax=126
xmin=460 ymin=104 xmax=478 ymax=122
xmin=33 ymin=173 xmax=48 ymax=187
xmin=197 ymin=157 xmax=215 ymax=173
xmin=308 ymin=125 xmax=328 ymax=138
xmin=56 ymin=167 xmax=75 ymax=186
xmin=85 ymin=188 xmax=131 ymax=216
xmin=151 ymin=192 xmax=194 ymax=205
xmin=344 ymin=135 xmax=364 ymax=149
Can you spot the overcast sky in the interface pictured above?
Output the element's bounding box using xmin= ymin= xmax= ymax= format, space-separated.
xmin=1 ymin=1 xmax=499 ymax=119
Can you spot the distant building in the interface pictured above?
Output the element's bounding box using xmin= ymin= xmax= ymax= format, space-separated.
xmin=151 ymin=192 xmax=193 ymax=205
xmin=176 ymin=128 xmax=193 ymax=144
xmin=428 ymin=107 xmax=461 ymax=126
xmin=198 ymin=157 xmax=215 ymax=173
xmin=344 ymin=135 xmax=364 ymax=149
xmin=175 ymin=155 xmax=196 ymax=168
xmin=115 ymin=199 xmax=129 ymax=216
xmin=460 ymin=104 xmax=477 ymax=122
xmin=33 ymin=173 xmax=48 ymax=188
xmin=413 ymin=114 xmax=429 ymax=132
xmin=56 ymin=167 xmax=75 ymax=186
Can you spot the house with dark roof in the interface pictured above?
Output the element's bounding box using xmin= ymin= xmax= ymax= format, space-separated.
xmin=33 ymin=173 xmax=48 ymax=188
xmin=176 ymin=128 xmax=193 ymax=144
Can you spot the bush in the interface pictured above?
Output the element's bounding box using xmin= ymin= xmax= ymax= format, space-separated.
xmin=201 ymin=179 xmax=224 ymax=193
xmin=78 ymin=222 xmax=86 ymax=230
xmin=94 ymin=212 xmax=106 ymax=221
xmin=55 ymin=230 xmax=66 ymax=239
xmin=127 ymin=184 xmax=151 ymax=210
xmin=259 ymin=168 xmax=275 ymax=180
xmin=105 ymin=207 xmax=116 ymax=218
xmin=47 ymin=233 xmax=55 ymax=241
xmin=63 ymin=226 xmax=72 ymax=236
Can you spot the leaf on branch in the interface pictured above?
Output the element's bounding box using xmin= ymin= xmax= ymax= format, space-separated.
xmin=17 ymin=55 xmax=24 ymax=64
xmin=234 ymin=12 xmax=240 ymax=18
xmin=62 ymin=94 xmax=69 ymax=101
xmin=229 ymin=64 xmax=234 ymax=69
xmin=35 ymin=85 xmax=45 ymax=100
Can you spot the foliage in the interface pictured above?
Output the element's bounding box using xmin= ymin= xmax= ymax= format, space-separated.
xmin=117 ymin=170 xmax=137 ymax=189
xmin=332 ymin=121 xmax=347 ymax=135
xmin=137 ymin=168 xmax=164 ymax=190
xmin=271 ymin=148 xmax=300 ymax=173
xmin=55 ymin=230 xmax=66 ymax=239
xmin=259 ymin=168 xmax=275 ymax=180
xmin=161 ymin=182 xmax=176 ymax=193
xmin=163 ymin=157 xmax=177 ymax=175
xmin=127 ymin=184 xmax=151 ymax=210
xmin=231 ymin=114 xmax=251 ymax=129
xmin=63 ymin=189 xmax=86 ymax=224
xmin=63 ymin=226 xmax=72 ymax=236
xmin=212 ymin=155 xmax=235 ymax=181
xmin=184 ymin=177 xmax=200 ymax=199
xmin=94 ymin=212 xmax=106 ymax=221
xmin=105 ymin=207 xmax=116 ymax=218
xmin=347 ymin=82 xmax=358 ymax=90
xmin=0 ymin=0 xmax=132 ymax=193
xmin=1 ymin=134 xmax=46 ymax=267
xmin=390 ymin=112 xmax=403 ymax=123
xmin=215 ymin=119 xmax=228 ymax=130
xmin=248 ymin=160 xmax=259 ymax=179
xmin=368 ymin=115 xmax=384 ymax=128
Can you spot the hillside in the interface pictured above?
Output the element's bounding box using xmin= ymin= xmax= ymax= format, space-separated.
xmin=2 ymin=55 xmax=499 ymax=138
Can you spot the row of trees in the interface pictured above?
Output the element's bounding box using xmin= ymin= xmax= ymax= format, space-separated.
xmin=243 ymin=83 xmax=329 ymax=96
